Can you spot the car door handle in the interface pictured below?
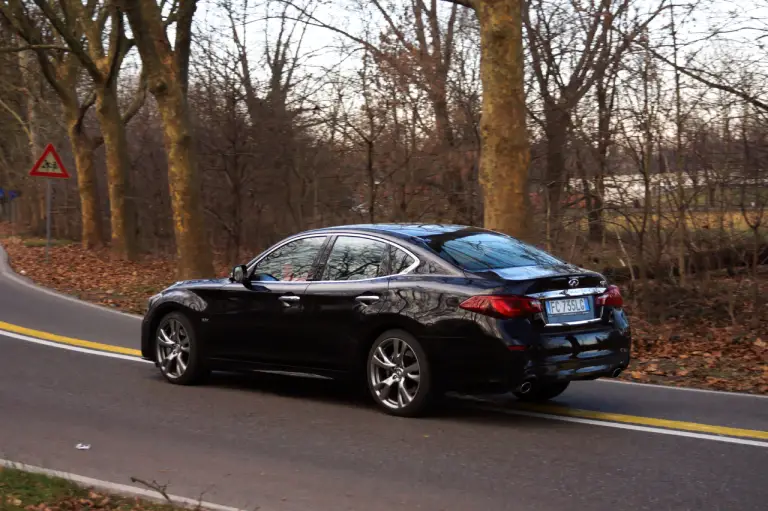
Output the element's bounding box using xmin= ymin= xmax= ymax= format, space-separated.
xmin=279 ymin=295 xmax=301 ymax=306
xmin=355 ymin=295 xmax=380 ymax=304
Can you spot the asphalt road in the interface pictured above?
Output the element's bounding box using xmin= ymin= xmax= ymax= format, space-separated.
xmin=1 ymin=246 xmax=767 ymax=511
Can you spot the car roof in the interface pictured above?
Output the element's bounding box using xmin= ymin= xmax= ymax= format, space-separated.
xmin=300 ymin=223 xmax=488 ymax=240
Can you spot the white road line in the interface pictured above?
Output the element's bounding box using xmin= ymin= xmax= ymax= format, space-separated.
xmin=461 ymin=399 xmax=768 ymax=448
xmin=4 ymin=328 xmax=767 ymax=448
xmin=500 ymin=407 xmax=768 ymax=448
xmin=0 ymin=459 xmax=251 ymax=511
xmin=595 ymin=378 xmax=768 ymax=399
xmin=0 ymin=330 xmax=150 ymax=363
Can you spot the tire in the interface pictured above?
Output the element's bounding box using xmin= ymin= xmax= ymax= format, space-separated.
xmin=513 ymin=381 xmax=570 ymax=402
xmin=154 ymin=311 xmax=209 ymax=385
xmin=366 ymin=329 xmax=433 ymax=417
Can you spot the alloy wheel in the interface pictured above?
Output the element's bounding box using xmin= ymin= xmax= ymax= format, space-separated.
xmin=369 ymin=337 xmax=421 ymax=409
xmin=156 ymin=317 xmax=191 ymax=379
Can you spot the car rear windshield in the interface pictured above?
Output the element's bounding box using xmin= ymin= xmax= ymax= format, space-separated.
xmin=420 ymin=231 xmax=562 ymax=271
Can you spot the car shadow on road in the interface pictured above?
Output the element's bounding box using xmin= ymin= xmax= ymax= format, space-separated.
xmin=175 ymin=369 xmax=549 ymax=426
xmin=202 ymin=369 xmax=373 ymax=406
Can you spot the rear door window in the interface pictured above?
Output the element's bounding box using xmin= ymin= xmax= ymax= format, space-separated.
xmin=323 ymin=236 xmax=388 ymax=281
xmin=390 ymin=246 xmax=416 ymax=274
xmin=421 ymin=232 xmax=562 ymax=271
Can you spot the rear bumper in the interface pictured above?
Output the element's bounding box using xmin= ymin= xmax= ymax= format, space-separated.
xmin=518 ymin=349 xmax=630 ymax=384
xmin=429 ymin=320 xmax=631 ymax=393
xmin=516 ymin=326 xmax=631 ymax=385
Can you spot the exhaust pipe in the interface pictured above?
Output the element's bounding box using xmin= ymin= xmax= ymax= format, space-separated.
xmin=611 ymin=368 xmax=623 ymax=378
xmin=516 ymin=380 xmax=533 ymax=394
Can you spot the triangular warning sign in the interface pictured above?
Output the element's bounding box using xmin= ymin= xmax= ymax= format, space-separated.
xmin=29 ymin=143 xmax=70 ymax=179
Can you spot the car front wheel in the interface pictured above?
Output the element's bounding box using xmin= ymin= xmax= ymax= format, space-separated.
xmin=155 ymin=311 xmax=208 ymax=385
xmin=367 ymin=329 xmax=432 ymax=417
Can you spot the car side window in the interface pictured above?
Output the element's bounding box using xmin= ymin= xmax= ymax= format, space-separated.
xmin=323 ymin=236 xmax=388 ymax=281
xmin=253 ymin=236 xmax=328 ymax=281
xmin=390 ymin=246 xmax=416 ymax=274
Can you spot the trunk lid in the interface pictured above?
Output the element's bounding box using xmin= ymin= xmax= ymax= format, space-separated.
xmin=477 ymin=264 xmax=608 ymax=327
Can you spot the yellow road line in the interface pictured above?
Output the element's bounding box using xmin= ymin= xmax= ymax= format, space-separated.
xmin=1 ymin=319 xmax=766 ymax=441
xmin=0 ymin=320 xmax=142 ymax=357
xmin=521 ymin=403 xmax=768 ymax=441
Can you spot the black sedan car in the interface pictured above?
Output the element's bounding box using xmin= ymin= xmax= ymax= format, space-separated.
xmin=141 ymin=224 xmax=631 ymax=416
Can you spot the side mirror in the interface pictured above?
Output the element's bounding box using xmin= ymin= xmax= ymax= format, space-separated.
xmin=231 ymin=264 xmax=248 ymax=284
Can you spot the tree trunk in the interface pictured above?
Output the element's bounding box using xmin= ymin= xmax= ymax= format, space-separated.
xmin=19 ymin=49 xmax=42 ymax=233
xmin=544 ymin=103 xmax=568 ymax=236
xmin=120 ymin=0 xmax=213 ymax=278
xmin=65 ymin=118 xmax=103 ymax=248
xmin=476 ymin=0 xmax=530 ymax=240
xmin=96 ymin=84 xmax=138 ymax=260
xmin=588 ymin=174 xmax=605 ymax=242
xmin=590 ymin=80 xmax=611 ymax=242
xmin=154 ymin=85 xmax=214 ymax=279
xmin=430 ymin=79 xmax=454 ymax=147
xmin=367 ymin=139 xmax=376 ymax=223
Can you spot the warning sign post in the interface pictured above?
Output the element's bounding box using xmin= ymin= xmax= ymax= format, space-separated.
xmin=28 ymin=144 xmax=70 ymax=262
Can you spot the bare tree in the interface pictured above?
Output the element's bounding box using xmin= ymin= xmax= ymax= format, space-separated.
xmin=30 ymin=0 xmax=146 ymax=260
xmin=118 ymin=0 xmax=213 ymax=278
xmin=440 ymin=0 xmax=530 ymax=239
xmin=1 ymin=0 xmax=105 ymax=247
xmin=523 ymin=0 xmax=670 ymax=246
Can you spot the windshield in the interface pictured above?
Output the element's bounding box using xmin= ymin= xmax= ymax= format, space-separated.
xmin=421 ymin=231 xmax=562 ymax=271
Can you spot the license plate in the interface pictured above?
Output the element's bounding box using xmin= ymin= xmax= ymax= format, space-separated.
xmin=547 ymin=297 xmax=589 ymax=315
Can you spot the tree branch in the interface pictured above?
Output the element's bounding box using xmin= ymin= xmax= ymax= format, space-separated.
xmin=0 ymin=44 xmax=70 ymax=52
xmin=31 ymin=0 xmax=102 ymax=79
xmin=174 ymin=0 xmax=197 ymax=93
xmin=2 ymin=0 xmax=73 ymax=103
xmin=76 ymin=89 xmax=97 ymax=129
xmin=104 ymin=6 xmax=130 ymax=86
xmin=642 ymin=42 xmax=768 ymax=113
xmin=0 ymin=96 xmax=32 ymax=141
xmin=121 ymin=71 xmax=147 ymax=125
xmin=440 ymin=0 xmax=474 ymax=8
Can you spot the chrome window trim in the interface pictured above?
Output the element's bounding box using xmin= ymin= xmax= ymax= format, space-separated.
xmin=245 ymin=231 xmax=421 ymax=284
xmin=243 ymin=233 xmax=330 ymax=285
xmin=527 ymin=287 xmax=607 ymax=300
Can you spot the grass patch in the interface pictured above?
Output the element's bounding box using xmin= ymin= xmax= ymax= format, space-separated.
xmin=0 ymin=467 xmax=201 ymax=511
xmin=0 ymin=467 xmax=85 ymax=510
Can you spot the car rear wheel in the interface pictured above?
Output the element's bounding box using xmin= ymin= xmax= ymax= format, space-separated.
xmin=513 ymin=381 xmax=570 ymax=402
xmin=367 ymin=329 xmax=432 ymax=417
xmin=155 ymin=312 xmax=208 ymax=385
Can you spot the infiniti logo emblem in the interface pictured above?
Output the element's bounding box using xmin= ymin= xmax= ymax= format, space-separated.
xmin=568 ymin=278 xmax=579 ymax=287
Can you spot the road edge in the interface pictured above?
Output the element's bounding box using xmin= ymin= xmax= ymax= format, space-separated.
xmin=0 ymin=242 xmax=143 ymax=320
xmin=0 ymin=459 xmax=254 ymax=511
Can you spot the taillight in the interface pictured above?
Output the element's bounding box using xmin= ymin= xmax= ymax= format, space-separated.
xmin=596 ymin=285 xmax=623 ymax=307
xmin=459 ymin=295 xmax=543 ymax=318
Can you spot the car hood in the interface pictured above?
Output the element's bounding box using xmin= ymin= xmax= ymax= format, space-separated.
xmin=165 ymin=277 xmax=230 ymax=291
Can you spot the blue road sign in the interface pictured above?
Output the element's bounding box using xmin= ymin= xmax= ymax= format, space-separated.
xmin=0 ymin=188 xmax=20 ymax=199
